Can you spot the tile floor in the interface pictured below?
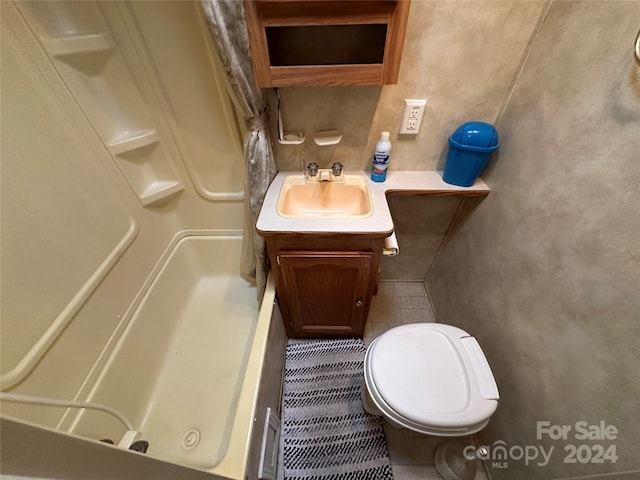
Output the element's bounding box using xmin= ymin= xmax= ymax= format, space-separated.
xmin=365 ymin=281 xmax=489 ymax=480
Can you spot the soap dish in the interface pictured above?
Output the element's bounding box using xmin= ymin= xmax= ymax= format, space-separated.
xmin=313 ymin=130 xmax=342 ymax=146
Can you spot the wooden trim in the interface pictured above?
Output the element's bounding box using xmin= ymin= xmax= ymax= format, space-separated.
xmin=244 ymin=0 xmax=272 ymax=86
xmin=383 ymin=0 xmax=410 ymax=83
xmin=258 ymin=11 xmax=392 ymax=26
xmin=256 ymin=0 xmax=397 ymax=4
xmin=384 ymin=189 xmax=491 ymax=198
xmin=244 ymin=0 xmax=410 ymax=86
xmin=256 ymin=1 xmax=395 ymax=24
xmin=269 ymin=64 xmax=384 ymax=87
xmin=278 ymin=250 xmax=374 ymax=262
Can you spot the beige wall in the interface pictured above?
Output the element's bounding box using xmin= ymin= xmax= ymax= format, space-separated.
xmin=428 ymin=2 xmax=640 ymax=479
xmin=272 ymin=1 xmax=545 ymax=173
xmin=271 ymin=1 xmax=546 ymax=279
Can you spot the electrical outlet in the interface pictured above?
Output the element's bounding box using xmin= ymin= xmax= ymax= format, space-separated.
xmin=399 ymin=99 xmax=427 ymax=135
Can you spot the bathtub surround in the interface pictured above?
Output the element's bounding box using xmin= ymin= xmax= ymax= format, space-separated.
xmin=1 ymin=2 xmax=283 ymax=479
xmin=68 ymin=236 xmax=270 ymax=476
xmin=427 ymin=2 xmax=640 ymax=480
xmin=282 ymin=339 xmax=393 ymax=480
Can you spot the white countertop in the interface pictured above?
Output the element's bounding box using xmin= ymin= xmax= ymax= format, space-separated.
xmin=256 ymin=171 xmax=490 ymax=235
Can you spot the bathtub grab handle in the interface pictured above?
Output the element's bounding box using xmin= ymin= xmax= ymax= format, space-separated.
xmin=0 ymin=392 xmax=136 ymax=430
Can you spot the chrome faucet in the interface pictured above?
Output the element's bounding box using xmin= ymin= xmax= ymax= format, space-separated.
xmin=306 ymin=162 xmax=319 ymax=177
xmin=306 ymin=162 xmax=344 ymax=183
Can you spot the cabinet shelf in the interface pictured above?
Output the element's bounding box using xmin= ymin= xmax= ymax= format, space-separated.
xmin=40 ymin=33 xmax=112 ymax=57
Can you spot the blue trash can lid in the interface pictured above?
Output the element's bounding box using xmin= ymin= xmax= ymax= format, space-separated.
xmin=449 ymin=121 xmax=499 ymax=151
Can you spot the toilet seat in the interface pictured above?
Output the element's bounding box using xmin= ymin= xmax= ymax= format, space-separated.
xmin=364 ymin=323 xmax=499 ymax=436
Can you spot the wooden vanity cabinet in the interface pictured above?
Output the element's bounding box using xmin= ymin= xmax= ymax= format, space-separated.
xmin=244 ymin=0 xmax=411 ymax=87
xmin=264 ymin=233 xmax=386 ymax=338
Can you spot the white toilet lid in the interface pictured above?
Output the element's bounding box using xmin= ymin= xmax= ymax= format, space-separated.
xmin=368 ymin=323 xmax=498 ymax=429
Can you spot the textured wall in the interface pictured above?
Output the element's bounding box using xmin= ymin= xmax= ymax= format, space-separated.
xmin=427 ymin=2 xmax=640 ymax=479
xmin=379 ymin=195 xmax=462 ymax=280
xmin=270 ymin=1 xmax=545 ymax=280
xmin=271 ymin=1 xmax=545 ymax=173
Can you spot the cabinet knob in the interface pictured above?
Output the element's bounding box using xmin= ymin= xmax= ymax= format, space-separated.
xmin=355 ymin=299 xmax=363 ymax=308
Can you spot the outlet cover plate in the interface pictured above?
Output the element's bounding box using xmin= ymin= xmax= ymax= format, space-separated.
xmin=399 ymin=98 xmax=427 ymax=135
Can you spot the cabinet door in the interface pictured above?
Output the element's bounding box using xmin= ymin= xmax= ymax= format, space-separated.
xmin=278 ymin=251 xmax=373 ymax=337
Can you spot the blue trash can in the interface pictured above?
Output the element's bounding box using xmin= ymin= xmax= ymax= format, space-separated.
xmin=443 ymin=121 xmax=499 ymax=187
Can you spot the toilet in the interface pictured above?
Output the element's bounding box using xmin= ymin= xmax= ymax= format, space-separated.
xmin=362 ymin=323 xmax=499 ymax=436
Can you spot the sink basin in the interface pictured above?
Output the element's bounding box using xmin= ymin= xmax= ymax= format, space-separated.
xmin=277 ymin=174 xmax=373 ymax=218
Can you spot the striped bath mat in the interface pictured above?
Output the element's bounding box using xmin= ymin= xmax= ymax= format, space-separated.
xmin=282 ymin=338 xmax=393 ymax=480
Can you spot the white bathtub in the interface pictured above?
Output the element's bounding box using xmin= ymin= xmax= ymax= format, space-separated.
xmin=69 ymin=233 xmax=278 ymax=479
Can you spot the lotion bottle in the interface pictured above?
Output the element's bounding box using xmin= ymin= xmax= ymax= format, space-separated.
xmin=371 ymin=131 xmax=392 ymax=182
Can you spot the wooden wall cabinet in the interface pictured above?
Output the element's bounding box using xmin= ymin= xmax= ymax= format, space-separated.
xmin=244 ymin=0 xmax=411 ymax=87
xmin=265 ymin=233 xmax=386 ymax=337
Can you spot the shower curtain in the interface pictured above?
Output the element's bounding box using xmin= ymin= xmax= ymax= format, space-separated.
xmin=201 ymin=0 xmax=277 ymax=301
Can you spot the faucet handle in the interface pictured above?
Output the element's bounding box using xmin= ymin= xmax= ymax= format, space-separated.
xmin=306 ymin=162 xmax=319 ymax=176
xmin=331 ymin=162 xmax=343 ymax=177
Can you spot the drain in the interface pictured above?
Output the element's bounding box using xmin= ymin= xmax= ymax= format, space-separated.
xmin=182 ymin=428 xmax=200 ymax=450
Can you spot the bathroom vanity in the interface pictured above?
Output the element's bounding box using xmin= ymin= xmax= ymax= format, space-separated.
xmin=262 ymin=232 xmax=386 ymax=337
xmin=257 ymin=171 xmax=490 ymax=339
